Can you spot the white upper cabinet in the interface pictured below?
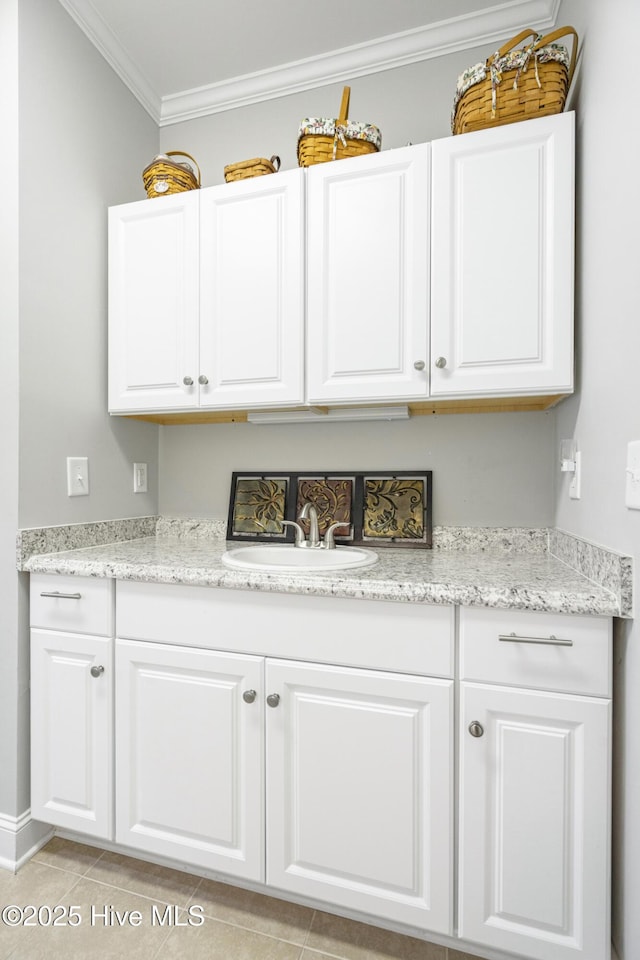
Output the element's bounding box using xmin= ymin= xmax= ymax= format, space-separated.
xmin=108 ymin=191 xmax=200 ymax=413
xmin=109 ymin=170 xmax=304 ymax=414
xmin=199 ymin=170 xmax=305 ymax=408
xmin=306 ymin=144 xmax=430 ymax=403
xmin=109 ymin=115 xmax=574 ymax=416
xmin=431 ymin=112 xmax=574 ymax=397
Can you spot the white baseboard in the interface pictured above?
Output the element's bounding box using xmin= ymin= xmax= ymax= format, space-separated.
xmin=0 ymin=810 xmax=53 ymax=873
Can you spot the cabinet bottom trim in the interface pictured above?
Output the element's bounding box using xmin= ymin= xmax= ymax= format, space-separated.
xmin=119 ymin=394 xmax=568 ymax=425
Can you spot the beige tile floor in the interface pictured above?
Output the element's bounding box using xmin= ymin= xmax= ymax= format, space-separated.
xmin=0 ymin=838 xmax=484 ymax=960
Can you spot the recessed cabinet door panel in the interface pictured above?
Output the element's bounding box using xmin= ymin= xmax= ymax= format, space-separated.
xmin=266 ymin=658 xmax=453 ymax=933
xmin=459 ymin=682 xmax=610 ymax=960
xmin=115 ymin=639 xmax=264 ymax=881
xmin=31 ymin=630 xmax=113 ymax=838
xmin=199 ymin=170 xmax=304 ymax=408
xmin=108 ymin=192 xmax=199 ymax=412
xmin=431 ymin=113 xmax=574 ymax=397
xmin=307 ymin=145 xmax=430 ymax=403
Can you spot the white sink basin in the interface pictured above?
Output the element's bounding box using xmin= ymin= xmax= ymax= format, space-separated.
xmin=221 ymin=544 xmax=378 ymax=573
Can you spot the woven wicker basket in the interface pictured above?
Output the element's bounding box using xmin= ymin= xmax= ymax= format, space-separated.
xmin=142 ymin=151 xmax=201 ymax=198
xmin=224 ymin=155 xmax=281 ymax=183
xmin=452 ymin=26 xmax=577 ymax=135
xmin=298 ymin=87 xmax=382 ymax=167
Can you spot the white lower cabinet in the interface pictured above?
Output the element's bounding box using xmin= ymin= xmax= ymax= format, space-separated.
xmin=265 ymin=658 xmax=453 ymax=932
xmin=30 ymin=578 xmax=612 ymax=960
xmin=31 ymin=630 xmax=113 ymax=839
xmin=113 ymin=639 xmax=453 ymax=931
xmin=30 ymin=575 xmax=115 ymax=839
xmin=459 ymin=683 xmax=610 ymax=960
xmin=459 ymin=607 xmax=612 ymax=960
xmin=115 ymin=639 xmax=264 ymax=880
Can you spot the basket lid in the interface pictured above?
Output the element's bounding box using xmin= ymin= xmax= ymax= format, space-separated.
xmin=452 ymin=40 xmax=571 ymax=109
xmin=298 ymin=118 xmax=382 ymax=151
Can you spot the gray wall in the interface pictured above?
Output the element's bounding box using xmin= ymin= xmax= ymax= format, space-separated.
xmin=18 ymin=0 xmax=160 ymax=529
xmin=553 ymin=1 xmax=640 ymax=956
xmin=0 ymin=0 xmax=22 ymax=819
xmin=0 ymin=0 xmax=159 ymax=828
xmin=159 ymin=414 xmax=556 ymax=525
xmin=158 ymin=44 xmax=557 ymax=527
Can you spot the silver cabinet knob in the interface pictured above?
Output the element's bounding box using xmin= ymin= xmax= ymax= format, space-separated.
xmin=266 ymin=693 xmax=281 ymax=708
xmin=468 ymin=721 xmax=484 ymax=738
xmin=413 ymin=360 xmax=426 ymax=371
xmin=198 ymin=375 xmax=209 ymax=385
xmin=183 ymin=376 xmax=194 ymax=386
xmin=435 ymin=357 xmax=447 ymax=369
xmin=90 ymin=665 xmax=105 ymax=679
xmin=243 ymin=689 xmax=257 ymax=704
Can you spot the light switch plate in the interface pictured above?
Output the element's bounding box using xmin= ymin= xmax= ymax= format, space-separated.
xmin=626 ymin=441 xmax=640 ymax=509
xmin=67 ymin=457 xmax=89 ymax=497
xmin=133 ymin=462 xmax=148 ymax=494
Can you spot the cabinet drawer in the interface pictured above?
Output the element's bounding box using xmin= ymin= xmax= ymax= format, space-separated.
xmin=460 ymin=607 xmax=612 ymax=697
xmin=30 ymin=574 xmax=114 ymax=637
xmin=116 ymin=581 xmax=454 ymax=678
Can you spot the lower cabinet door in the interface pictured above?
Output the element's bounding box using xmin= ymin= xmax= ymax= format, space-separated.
xmin=459 ymin=682 xmax=611 ymax=960
xmin=115 ymin=639 xmax=264 ymax=881
xmin=31 ymin=630 xmax=113 ymax=839
xmin=266 ymin=658 xmax=453 ymax=933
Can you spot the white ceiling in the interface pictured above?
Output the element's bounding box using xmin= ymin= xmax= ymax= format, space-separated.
xmin=57 ymin=0 xmax=560 ymax=125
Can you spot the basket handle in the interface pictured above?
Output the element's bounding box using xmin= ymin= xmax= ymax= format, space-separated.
xmin=533 ymin=25 xmax=578 ymax=86
xmin=338 ymin=86 xmax=351 ymax=124
xmin=166 ymin=150 xmax=201 ymax=187
xmin=490 ymin=29 xmax=539 ymax=63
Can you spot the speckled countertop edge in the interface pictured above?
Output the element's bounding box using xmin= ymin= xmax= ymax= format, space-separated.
xmin=19 ymin=518 xmax=630 ymax=618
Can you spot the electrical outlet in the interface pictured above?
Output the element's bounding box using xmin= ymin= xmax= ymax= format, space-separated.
xmin=133 ymin=462 xmax=148 ymax=494
xmin=67 ymin=457 xmax=89 ymax=497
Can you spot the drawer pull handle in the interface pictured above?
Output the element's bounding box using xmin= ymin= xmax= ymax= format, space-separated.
xmin=499 ymin=632 xmax=573 ymax=647
xmin=39 ymin=591 xmax=82 ymax=600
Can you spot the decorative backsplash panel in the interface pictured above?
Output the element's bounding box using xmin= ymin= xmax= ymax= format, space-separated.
xmin=227 ymin=471 xmax=433 ymax=548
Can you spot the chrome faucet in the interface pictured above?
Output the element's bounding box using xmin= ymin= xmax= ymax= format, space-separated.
xmin=282 ymin=503 xmax=351 ymax=550
xmin=299 ymin=502 xmax=321 ymax=548
xmin=323 ymin=521 xmax=350 ymax=549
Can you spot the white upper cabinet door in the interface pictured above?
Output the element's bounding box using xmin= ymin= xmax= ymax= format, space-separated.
xmin=306 ymin=145 xmax=430 ymax=403
xmin=199 ymin=170 xmax=305 ymax=408
xmin=266 ymin=658 xmax=453 ymax=934
xmin=459 ymin=682 xmax=610 ymax=960
xmin=108 ymin=192 xmax=200 ymax=412
xmin=431 ymin=112 xmax=574 ymax=397
xmin=115 ymin=639 xmax=264 ymax=881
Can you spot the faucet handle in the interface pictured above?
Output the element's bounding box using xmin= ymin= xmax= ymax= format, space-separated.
xmin=281 ymin=519 xmax=306 ymax=547
xmin=323 ymin=522 xmax=350 ymax=550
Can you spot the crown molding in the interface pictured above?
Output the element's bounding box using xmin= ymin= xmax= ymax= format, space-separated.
xmin=57 ymin=0 xmax=161 ymax=120
xmin=58 ymin=0 xmax=560 ymax=127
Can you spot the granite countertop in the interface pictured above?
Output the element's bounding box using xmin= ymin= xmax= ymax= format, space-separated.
xmin=20 ymin=520 xmax=630 ymax=617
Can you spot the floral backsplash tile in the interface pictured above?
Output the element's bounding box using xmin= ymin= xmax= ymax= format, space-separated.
xmin=226 ymin=471 xmax=432 ymax=548
xmin=231 ymin=476 xmax=288 ymax=535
